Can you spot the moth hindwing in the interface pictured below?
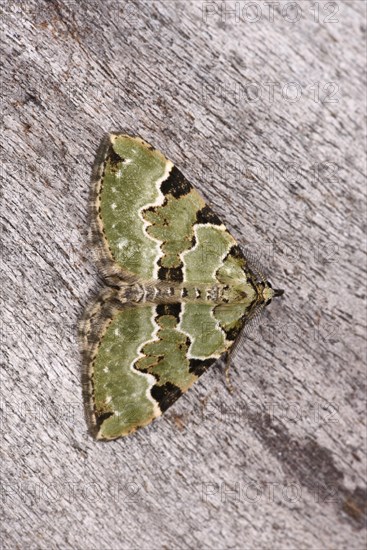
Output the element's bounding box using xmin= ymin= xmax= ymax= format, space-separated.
xmin=80 ymin=133 xmax=283 ymax=440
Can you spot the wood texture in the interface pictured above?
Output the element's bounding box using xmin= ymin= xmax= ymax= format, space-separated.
xmin=1 ymin=0 xmax=366 ymax=548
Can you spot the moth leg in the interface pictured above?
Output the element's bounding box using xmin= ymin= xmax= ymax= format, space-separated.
xmin=224 ymin=352 xmax=234 ymax=394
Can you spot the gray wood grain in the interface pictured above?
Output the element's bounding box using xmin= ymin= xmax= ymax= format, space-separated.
xmin=1 ymin=0 xmax=366 ymax=548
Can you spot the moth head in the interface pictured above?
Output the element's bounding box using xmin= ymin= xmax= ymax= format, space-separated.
xmin=261 ymin=281 xmax=284 ymax=305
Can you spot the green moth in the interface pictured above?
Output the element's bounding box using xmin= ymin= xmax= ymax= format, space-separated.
xmin=80 ymin=133 xmax=283 ymax=440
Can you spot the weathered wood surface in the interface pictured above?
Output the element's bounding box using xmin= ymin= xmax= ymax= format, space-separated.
xmin=1 ymin=0 xmax=366 ymax=548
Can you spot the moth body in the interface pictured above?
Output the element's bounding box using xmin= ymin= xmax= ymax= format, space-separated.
xmin=81 ymin=133 xmax=283 ymax=440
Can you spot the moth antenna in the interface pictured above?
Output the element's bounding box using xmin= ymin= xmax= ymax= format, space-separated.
xmin=240 ymin=244 xmax=269 ymax=284
xmin=226 ymin=302 xmax=265 ymax=368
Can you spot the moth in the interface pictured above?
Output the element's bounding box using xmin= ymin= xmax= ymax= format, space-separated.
xmin=80 ymin=133 xmax=283 ymax=440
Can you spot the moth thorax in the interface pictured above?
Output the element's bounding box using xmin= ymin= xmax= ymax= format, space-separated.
xmin=117 ymin=283 xmax=145 ymax=303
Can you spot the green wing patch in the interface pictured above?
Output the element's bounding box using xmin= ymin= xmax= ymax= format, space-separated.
xmin=81 ymin=133 xmax=283 ymax=440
